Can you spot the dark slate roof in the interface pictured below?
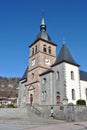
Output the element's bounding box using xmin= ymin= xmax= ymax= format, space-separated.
xmin=29 ymin=17 xmax=57 ymax=47
xmin=35 ymin=17 xmax=52 ymax=42
xmin=36 ymin=31 xmax=51 ymax=42
xmin=80 ymin=70 xmax=87 ymax=81
xmin=20 ymin=67 xmax=28 ymax=81
xmin=52 ymin=44 xmax=79 ymax=67
xmin=39 ymin=69 xmax=54 ymax=76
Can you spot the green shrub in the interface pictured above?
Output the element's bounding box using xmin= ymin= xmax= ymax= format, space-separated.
xmin=7 ymin=104 xmax=15 ymax=108
xmin=76 ymin=99 xmax=86 ymax=106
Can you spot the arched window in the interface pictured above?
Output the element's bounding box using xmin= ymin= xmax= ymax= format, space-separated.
xmin=43 ymin=45 xmax=46 ymax=52
xmin=72 ymin=89 xmax=75 ymax=100
xmin=32 ymin=48 xmax=34 ymax=55
xmin=48 ymin=46 xmax=51 ymax=54
xmin=41 ymin=91 xmax=47 ymax=101
xmin=42 ymin=78 xmax=46 ymax=84
xmin=41 ymin=91 xmax=44 ymax=101
xmin=56 ymin=71 xmax=59 ymax=80
xmin=44 ymin=91 xmax=47 ymax=100
xmin=71 ymin=71 xmax=74 ymax=80
xmin=35 ymin=45 xmax=37 ymax=53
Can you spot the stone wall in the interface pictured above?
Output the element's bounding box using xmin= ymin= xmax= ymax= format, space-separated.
xmin=54 ymin=104 xmax=87 ymax=122
xmin=27 ymin=104 xmax=87 ymax=122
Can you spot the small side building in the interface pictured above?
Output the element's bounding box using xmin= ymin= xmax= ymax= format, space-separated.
xmin=18 ymin=67 xmax=28 ymax=107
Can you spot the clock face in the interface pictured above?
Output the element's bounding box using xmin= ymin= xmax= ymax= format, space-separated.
xmin=31 ymin=59 xmax=35 ymax=66
xmin=45 ymin=59 xmax=50 ymax=65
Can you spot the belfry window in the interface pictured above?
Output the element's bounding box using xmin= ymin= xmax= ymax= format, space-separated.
xmin=72 ymin=89 xmax=75 ymax=100
xmin=48 ymin=46 xmax=51 ymax=54
xmin=35 ymin=45 xmax=37 ymax=53
xmin=71 ymin=71 xmax=74 ymax=80
xmin=32 ymin=48 xmax=34 ymax=55
xmin=43 ymin=45 xmax=46 ymax=53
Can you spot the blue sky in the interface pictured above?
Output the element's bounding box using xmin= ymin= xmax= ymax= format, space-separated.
xmin=0 ymin=0 xmax=87 ymax=77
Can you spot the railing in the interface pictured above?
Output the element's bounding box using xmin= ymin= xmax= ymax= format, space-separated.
xmin=27 ymin=104 xmax=42 ymax=117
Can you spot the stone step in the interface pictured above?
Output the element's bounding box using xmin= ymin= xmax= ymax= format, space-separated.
xmin=0 ymin=108 xmax=65 ymax=125
xmin=0 ymin=108 xmax=42 ymax=119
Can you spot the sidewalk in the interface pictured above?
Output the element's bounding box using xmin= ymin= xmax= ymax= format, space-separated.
xmin=26 ymin=121 xmax=87 ymax=130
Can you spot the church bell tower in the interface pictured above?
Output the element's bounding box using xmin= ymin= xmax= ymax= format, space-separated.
xmin=26 ymin=17 xmax=57 ymax=105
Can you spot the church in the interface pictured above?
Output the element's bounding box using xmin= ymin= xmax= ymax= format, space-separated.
xmin=18 ymin=17 xmax=87 ymax=107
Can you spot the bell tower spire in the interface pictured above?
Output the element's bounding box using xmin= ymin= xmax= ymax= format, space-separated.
xmin=40 ymin=17 xmax=46 ymax=31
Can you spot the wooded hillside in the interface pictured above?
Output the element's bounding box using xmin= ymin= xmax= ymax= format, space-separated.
xmin=0 ymin=77 xmax=20 ymax=99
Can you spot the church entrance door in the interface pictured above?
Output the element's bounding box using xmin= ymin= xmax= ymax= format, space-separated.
xmin=56 ymin=96 xmax=60 ymax=104
xmin=30 ymin=94 xmax=33 ymax=105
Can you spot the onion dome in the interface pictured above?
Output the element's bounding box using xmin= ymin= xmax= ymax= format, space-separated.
xmin=35 ymin=17 xmax=52 ymax=42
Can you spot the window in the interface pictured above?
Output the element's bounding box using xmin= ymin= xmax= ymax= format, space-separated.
xmin=31 ymin=59 xmax=35 ymax=66
xmin=35 ymin=45 xmax=37 ymax=53
xmin=42 ymin=78 xmax=46 ymax=84
xmin=85 ymin=88 xmax=87 ymax=99
xmin=41 ymin=91 xmax=44 ymax=101
xmin=56 ymin=71 xmax=59 ymax=80
xmin=72 ymin=89 xmax=75 ymax=100
xmin=41 ymin=91 xmax=47 ymax=101
xmin=44 ymin=91 xmax=47 ymax=100
xmin=32 ymin=48 xmax=34 ymax=55
xmin=43 ymin=45 xmax=46 ymax=52
xmin=71 ymin=71 xmax=74 ymax=80
xmin=48 ymin=46 xmax=51 ymax=54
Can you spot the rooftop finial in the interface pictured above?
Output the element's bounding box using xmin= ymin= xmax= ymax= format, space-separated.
xmin=63 ymin=40 xmax=66 ymax=44
xmin=62 ymin=37 xmax=66 ymax=44
xmin=40 ymin=12 xmax=46 ymax=31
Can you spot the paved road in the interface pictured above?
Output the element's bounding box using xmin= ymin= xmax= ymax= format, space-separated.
xmin=25 ymin=121 xmax=87 ymax=130
xmin=0 ymin=122 xmax=87 ymax=130
xmin=0 ymin=124 xmax=37 ymax=130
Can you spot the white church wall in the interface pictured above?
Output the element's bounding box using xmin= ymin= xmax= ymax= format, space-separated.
xmin=65 ymin=63 xmax=80 ymax=104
